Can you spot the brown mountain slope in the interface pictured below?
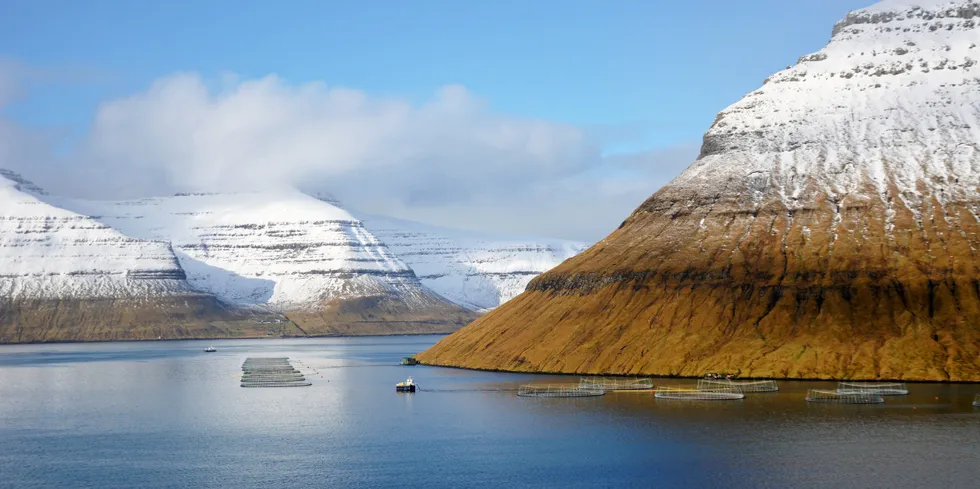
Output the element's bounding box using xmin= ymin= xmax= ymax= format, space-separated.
xmin=0 ymin=296 xmax=298 ymax=343
xmin=287 ymin=293 xmax=480 ymax=336
xmin=0 ymin=292 xmax=477 ymax=343
xmin=418 ymin=183 xmax=980 ymax=381
xmin=417 ymin=1 xmax=980 ymax=381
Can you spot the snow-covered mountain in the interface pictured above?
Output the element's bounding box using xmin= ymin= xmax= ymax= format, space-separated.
xmin=682 ymin=0 xmax=980 ymax=216
xmin=0 ymin=169 xmax=192 ymax=299
xmin=0 ymin=170 xmax=258 ymax=343
xmin=360 ymin=214 xmax=588 ymax=311
xmin=54 ymin=190 xmax=469 ymax=315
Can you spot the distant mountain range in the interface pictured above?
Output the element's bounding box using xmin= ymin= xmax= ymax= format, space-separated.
xmin=0 ymin=170 xmax=585 ymax=342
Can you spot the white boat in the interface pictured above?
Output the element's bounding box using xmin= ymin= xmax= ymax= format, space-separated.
xmin=396 ymin=377 xmax=416 ymax=392
xmin=204 ymin=346 xmax=217 ymax=353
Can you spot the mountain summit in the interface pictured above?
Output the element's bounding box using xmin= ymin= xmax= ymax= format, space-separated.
xmin=418 ymin=0 xmax=980 ymax=381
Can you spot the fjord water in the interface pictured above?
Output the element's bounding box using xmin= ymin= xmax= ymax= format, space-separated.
xmin=0 ymin=337 xmax=977 ymax=489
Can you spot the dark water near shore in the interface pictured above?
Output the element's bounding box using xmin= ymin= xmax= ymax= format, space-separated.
xmin=1 ymin=336 xmax=978 ymax=488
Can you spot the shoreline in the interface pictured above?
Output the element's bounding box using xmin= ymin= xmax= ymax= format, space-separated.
xmin=0 ymin=332 xmax=452 ymax=347
xmin=417 ymin=361 xmax=980 ymax=385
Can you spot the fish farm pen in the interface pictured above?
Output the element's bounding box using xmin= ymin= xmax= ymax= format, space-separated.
xmin=579 ymin=377 xmax=655 ymax=391
xmin=240 ymin=357 xmax=311 ymax=388
xmin=697 ymin=379 xmax=779 ymax=392
xmin=835 ymin=382 xmax=909 ymax=396
xmin=654 ymin=386 xmax=745 ymax=400
xmin=517 ymin=384 xmax=605 ymax=398
xmin=805 ymin=389 xmax=883 ymax=404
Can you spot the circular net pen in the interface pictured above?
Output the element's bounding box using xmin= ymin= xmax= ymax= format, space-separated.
xmin=835 ymin=382 xmax=908 ymax=396
xmin=579 ymin=377 xmax=655 ymax=391
xmin=654 ymin=386 xmax=744 ymax=400
xmin=973 ymin=394 xmax=980 ymax=408
xmin=697 ymin=379 xmax=779 ymax=392
xmin=517 ymin=385 xmax=605 ymax=398
xmin=806 ymin=389 xmax=883 ymax=404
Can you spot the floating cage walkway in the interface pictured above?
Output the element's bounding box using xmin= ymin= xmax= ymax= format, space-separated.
xmin=697 ymin=379 xmax=779 ymax=392
xmin=806 ymin=389 xmax=883 ymax=404
xmin=654 ymin=386 xmax=744 ymax=401
xmin=240 ymin=357 xmax=311 ymax=388
xmin=836 ymin=382 xmax=908 ymax=396
xmin=241 ymin=381 xmax=312 ymax=388
xmin=579 ymin=377 xmax=655 ymax=391
xmin=517 ymin=384 xmax=605 ymax=398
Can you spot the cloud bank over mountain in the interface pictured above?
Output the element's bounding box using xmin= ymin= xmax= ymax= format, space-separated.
xmin=0 ymin=67 xmax=696 ymax=241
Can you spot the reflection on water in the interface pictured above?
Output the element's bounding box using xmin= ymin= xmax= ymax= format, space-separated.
xmin=1 ymin=336 xmax=978 ymax=488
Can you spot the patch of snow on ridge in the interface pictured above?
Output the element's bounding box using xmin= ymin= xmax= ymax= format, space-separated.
xmin=671 ymin=0 xmax=980 ymax=226
xmin=0 ymin=170 xmax=192 ymax=299
xmin=359 ymin=213 xmax=588 ymax=311
xmin=54 ymin=189 xmax=435 ymax=310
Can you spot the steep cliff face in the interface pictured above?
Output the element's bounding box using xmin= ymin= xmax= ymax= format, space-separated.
xmin=57 ymin=190 xmax=476 ymax=334
xmin=418 ymin=0 xmax=980 ymax=381
xmin=359 ymin=214 xmax=587 ymax=311
xmin=0 ymin=170 xmax=260 ymax=342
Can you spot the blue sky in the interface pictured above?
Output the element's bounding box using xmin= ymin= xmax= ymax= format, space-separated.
xmin=0 ymin=0 xmax=876 ymax=240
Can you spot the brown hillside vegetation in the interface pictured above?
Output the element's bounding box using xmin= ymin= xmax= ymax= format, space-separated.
xmin=0 ymin=295 xmax=284 ymax=343
xmin=0 ymin=293 xmax=477 ymax=343
xmin=417 ymin=183 xmax=980 ymax=381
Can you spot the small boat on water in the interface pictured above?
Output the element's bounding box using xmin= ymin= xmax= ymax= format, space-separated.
xmin=396 ymin=377 xmax=417 ymax=392
xmin=400 ymin=356 xmax=419 ymax=365
xmin=204 ymin=346 xmax=217 ymax=353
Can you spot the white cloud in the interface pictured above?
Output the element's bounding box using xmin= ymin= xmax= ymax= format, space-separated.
xmin=361 ymin=144 xmax=700 ymax=241
xmin=66 ymin=74 xmax=600 ymax=201
xmin=3 ymin=70 xmax=700 ymax=241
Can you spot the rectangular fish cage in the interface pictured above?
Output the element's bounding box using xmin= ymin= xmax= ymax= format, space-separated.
xmin=240 ymin=379 xmax=310 ymax=387
xmin=697 ymin=379 xmax=779 ymax=392
xmin=806 ymin=389 xmax=883 ymax=404
xmin=517 ymin=384 xmax=605 ymax=398
xmin=654 ymin=386 xmax=744 ymax=400
xmin=836 ymin=382 xmax=908 ymax=396
xmin=240 ymin=357 xmax=310 ymax=388
xmin=579 ymin=377 xmax=655 ymax=391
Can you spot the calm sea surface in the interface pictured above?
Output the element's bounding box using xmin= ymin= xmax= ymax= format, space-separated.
xmin=0 ymin=336 xmax=978 ymax=488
